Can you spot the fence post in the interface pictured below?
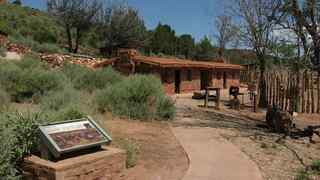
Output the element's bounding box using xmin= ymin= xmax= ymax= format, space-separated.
xmin=317 ymin=72 xmax=320 ymax=113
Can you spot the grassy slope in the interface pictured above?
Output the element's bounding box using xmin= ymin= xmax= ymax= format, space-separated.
xmin=0 ymin=3 xmax=63 ymax=43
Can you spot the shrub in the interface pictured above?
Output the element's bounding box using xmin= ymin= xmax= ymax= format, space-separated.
xmin=310 ymin=160 xmax=320 ymax=173
xmin=40 ymin=86 xmax=81 ymax=111
xmin=33 ymin=43 xmax=64 ymax=54
xmin=0 ymin=112 xmax=45 ymax=179
xmin=0 ymin=46 xmax=6 ymax=57
xmin=44 ymin=105 xmax=86 ymax=122
xmin=0 ymin=60 xmax=66 ymax=102
xmin=295 ymin=169 xmax=311 ymax=180
xmin=156 ymin=96 xmax=176 ymax=120
xmin=14 ymin=55 xmax=45 ymax=69
xmin=62 ymin=64 xmax=123 ymax=92
xmin=96 ymin=75 xmax=175 ymax=120
xmin=14 ymin=68 xmax=65 ymax=102
xmin=116 ymin=138 xmax=140 ymax=168
xmin=0 ymin=88 xmax=10 ymax=112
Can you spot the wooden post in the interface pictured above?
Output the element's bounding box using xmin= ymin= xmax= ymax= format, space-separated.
xmin=311 ymin=72 xmax=315 ymax=113
xmin=216 ymin=88 xmax=221 ymax=110
xmin=204 ymin=87 xmax=208 ymax=108
xmin=297 ymin=72 xmax=301 ymax=113
xmin=253 ymin=92 xmax=257 ymax=113
xmin=317 ymin=73 xmax=320 ymax=113
xmin=306 ymin=72 xmax=311 ymax=113
xmin=302 ymin=71 xmax=306 ymax=113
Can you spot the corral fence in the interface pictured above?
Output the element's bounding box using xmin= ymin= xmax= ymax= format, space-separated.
xmin=241 ymin=70 xmax=320 ymax=114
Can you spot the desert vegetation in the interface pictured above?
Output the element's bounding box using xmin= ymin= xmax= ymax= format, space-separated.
xmin=0 ymin=54 xmax=175 ymax=179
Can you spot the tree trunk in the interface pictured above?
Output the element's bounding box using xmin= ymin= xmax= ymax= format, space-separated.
xmin=66 ymin=24 xmax=73 ymax=53
xmin=313 ymin=37 xmax=320 ymax=72
xmin=73 ymin=28 xmax=81 ymax=54
xmin=258 ymin=56 xmax=267 ymax=108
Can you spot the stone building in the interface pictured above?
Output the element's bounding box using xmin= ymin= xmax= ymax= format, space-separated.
xmin=110 ymin=50 xmax=242 ymax=94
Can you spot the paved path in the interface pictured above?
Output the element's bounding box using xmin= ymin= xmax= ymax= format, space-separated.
xmin=172 ymin=127 xmax=264 ymax=180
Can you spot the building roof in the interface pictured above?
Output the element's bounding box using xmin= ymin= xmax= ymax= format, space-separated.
xmin=133 ymin=56 xmax=242 ymax=70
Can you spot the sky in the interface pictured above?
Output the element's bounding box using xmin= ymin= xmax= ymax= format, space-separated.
xmin=20 ymin=0 xmax=224 ymax=42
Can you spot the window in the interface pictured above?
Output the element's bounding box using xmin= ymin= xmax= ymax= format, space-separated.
xmin=187 ymin=70 xmax=192 ymax=81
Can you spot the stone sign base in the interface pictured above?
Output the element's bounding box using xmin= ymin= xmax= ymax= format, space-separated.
xmin=23 ymin=147 xmax=126 ymax=180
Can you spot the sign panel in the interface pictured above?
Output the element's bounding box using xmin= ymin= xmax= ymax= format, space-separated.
xmin=39 ymin=116 xmax=112 ymax=158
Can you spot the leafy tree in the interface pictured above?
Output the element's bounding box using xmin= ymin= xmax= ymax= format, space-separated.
xmin=47 ymin=0 xmax=102 ymax=53
xmin=99 ymin=4 xmax=148 ymax=56
xmin=150 ymin=23 xmax=177 ymax=55
xmin=12 ymin=0 xmax=21 ymax=5
xmin=194 ymin=36 xmax=214 ymax=61
xmin=177 ymin=34 xmax=195 ymax=59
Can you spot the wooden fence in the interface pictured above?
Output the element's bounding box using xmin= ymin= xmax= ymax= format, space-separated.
xmin=241 ymin=70 xmax=320 ymax=114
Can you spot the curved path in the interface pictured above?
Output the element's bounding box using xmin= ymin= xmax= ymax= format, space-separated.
xmin=172 ymin=127 xmax=264 ymax=180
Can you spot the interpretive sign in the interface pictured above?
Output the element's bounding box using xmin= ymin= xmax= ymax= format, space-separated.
xmin=39 ymin=116 xmax=112 ymax=158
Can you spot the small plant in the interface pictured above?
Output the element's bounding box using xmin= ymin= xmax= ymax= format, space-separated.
xmin=295 ymin=169 xmax=311 ymax=180
xmin=116 ymin=138 xmax=140 ymax=168
xmin=260 ymin=142 xmax=268 ymax=149
xmin=310 ymin=160 xmax=320 ymax=173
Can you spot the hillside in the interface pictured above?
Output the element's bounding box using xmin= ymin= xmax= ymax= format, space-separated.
xmin=0 ymin=3 xmax=65 ymax=53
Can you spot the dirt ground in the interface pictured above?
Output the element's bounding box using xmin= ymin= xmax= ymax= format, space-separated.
xmin=100 ymin=114 xmax=189 ymax=180
xmin=172 ymin=94 xmax=320 ymax=180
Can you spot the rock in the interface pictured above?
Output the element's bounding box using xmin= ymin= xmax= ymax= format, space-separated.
xmin=40 ymin=53 xmax=115 ymax=69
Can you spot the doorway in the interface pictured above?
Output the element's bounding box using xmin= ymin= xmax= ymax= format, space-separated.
xmin=200 ymin=70 xmax=209 ymax=90
xmin=223 ymin=72 xmax=227 ymax=89
xmin=175 ymin=70 xmax=181 ymax=93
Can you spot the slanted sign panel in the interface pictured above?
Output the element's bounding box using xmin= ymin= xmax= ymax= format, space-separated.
xmin=39 ymin=117 xmax=112 ymax=158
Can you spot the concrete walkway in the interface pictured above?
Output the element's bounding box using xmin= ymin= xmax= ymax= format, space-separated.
xmin=172 ymin=127 xmax=264 ymax=180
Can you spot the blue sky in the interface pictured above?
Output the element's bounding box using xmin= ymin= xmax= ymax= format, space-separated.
xmin=21 ymin=0 xmax=223 ymax=42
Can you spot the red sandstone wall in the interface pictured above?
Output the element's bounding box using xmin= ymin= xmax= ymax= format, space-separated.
xmin=211 ymin=69 xmax=240 ymax=89
xmin=161 ymin=68 xmax=201 ymax=94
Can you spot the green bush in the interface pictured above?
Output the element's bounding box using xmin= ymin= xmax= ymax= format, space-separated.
xmin=33 ymin=43 xmax=64 ymax=54
xmin=96 ymin=75 xmax=175 ymax=120
xmin=311 ymin=160 xmax=320 ymax=173
xmin=44 ymin=105 xmax=86 ymax=122
xmin=0 ymin=88 xmax=10 ymax=112
xmin=295 ymin=169 xmax=311 ymax=180
xmin=0 ymin=112 xmax=45 ymax=179
xmin=62 ymin=64 xmax=123 ymax=92
xmin=0 ymin=46 xmax=6 ymax=57
xmin=156 ymin=96 xmax=176 ymax=120
xmin=0 ymin=60 xmax=66 ymax=102
xmin=40 ymin=86 xmax=81 ymax=111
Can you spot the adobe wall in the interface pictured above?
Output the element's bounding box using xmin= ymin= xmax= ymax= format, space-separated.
xmin=23 ymin=147 xmax=126 ymax=180
xmin=161 ymin=68 xmax=201 ymax=94
xmin=212 ymin=69 xmax=240 ymax=89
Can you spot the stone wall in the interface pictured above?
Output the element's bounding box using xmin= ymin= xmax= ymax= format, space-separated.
xmin=23 ymin=147 xmax=126 ymax=180
xmin=162 ymin=68 xmax=240 ymax=94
